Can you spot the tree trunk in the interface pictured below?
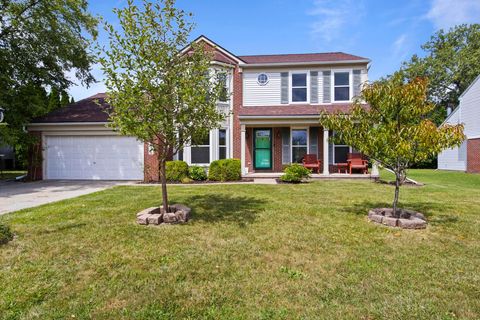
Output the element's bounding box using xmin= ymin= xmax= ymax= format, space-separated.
xmin=393 ymin=171 xmax=401 ymax=218
xmin=159 ymin=158 xmax=169 ymax=213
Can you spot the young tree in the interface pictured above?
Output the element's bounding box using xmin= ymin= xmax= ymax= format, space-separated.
xmin=401 ymin=24 xmax=480 ymax=124
xmin=320 ymin=74 xmax=465 ymax=216
xmin=98 ymin=0 xmax=226 ymax=212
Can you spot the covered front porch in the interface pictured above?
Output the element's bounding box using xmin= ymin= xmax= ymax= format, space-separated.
xmin=239 ymin=115 xmax=379 ymax=178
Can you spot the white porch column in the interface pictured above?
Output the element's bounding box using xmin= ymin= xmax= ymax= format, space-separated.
xmin=371 ymin=160 xmax=379 ymax=176
xmin=323 ymin=127 xmax=329 ymax=175
xmin=240 ymin=124 xmax=246 ymax=175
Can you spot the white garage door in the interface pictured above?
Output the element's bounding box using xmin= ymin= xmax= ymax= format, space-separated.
xmin=45 ymin=136 xmax=144 ymax=180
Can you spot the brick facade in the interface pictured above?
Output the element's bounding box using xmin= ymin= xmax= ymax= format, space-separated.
xmin=467 ymin=138 xmax=480 ymax=173
xmin=27 ymin=131 xmax=43 ymax=181
xmin=144 ymin=143 xmax=159 ymax=182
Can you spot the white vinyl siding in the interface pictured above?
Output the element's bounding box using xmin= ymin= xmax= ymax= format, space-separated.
xmin=243 ymin=72 xmax=281 ymax=106
xmin=460 ymin=77 xmax=480 ymax=138
xmin=242 ymin=66 xmax=368 ymax=106
xmin=438 ymin=108 xmax=467 ymax=171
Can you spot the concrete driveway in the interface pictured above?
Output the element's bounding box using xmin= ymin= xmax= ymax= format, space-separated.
xmin=0 ymin=180 xmax=133 ymax=215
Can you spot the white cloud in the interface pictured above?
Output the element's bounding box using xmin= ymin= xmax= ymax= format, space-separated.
xmin=308 ymin=0 xmax=365 ymax=45
xmin=392 ymin=33 xmax=409 ymax=60
xmin=427 ymin=0 xmax=480 ymax=30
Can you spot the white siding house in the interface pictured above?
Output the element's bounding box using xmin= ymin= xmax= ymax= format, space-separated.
xmin=438 ymin=75 xmax=480 ymax=171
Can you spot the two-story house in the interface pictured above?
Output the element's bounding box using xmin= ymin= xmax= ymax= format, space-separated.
xmin=27 ymin=36 xmax=372 ymax=181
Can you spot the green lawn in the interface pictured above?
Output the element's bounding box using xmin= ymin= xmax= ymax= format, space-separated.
xmin=1 ymin=170 xmax=479 ymax=319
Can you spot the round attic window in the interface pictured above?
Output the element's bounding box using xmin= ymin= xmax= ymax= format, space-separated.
xmin=257 ymin=73 xmax=269 ymax=86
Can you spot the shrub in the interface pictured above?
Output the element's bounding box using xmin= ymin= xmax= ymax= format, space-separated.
xmin=189 ymin=165 xmax=207 ymax=181
xmin=280 ymin=164 xmax=311 ymax=183
xmin=208 ymin=159 xmax=241 ymax=181
xmin=181 ymin=177 xmax=193 ymax=184
xmin=165 ymin=161 xmax=189 ymax=182
xmin=0 ymin=224 xmax=13 ymax=245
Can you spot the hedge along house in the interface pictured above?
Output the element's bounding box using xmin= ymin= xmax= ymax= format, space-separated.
xmin=27 ymin=36 xmax=377 ymax=181
xmin=438 ymin=75 xmax=480 ymax=173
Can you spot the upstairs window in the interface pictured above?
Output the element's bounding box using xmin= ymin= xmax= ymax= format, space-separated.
xmin=334 ymin=72 xmax=350 ymax=101
xmin=217 ymin=73 xmax=229 ymax=102
xmin=291 ymin=73 xmax=308 ymax=102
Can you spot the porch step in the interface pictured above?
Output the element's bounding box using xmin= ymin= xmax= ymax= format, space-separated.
xmin=253 ymin=178 xmax=278 ymax=184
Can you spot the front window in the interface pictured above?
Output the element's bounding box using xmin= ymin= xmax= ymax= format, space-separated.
xmin=334 ymin=72 xmax=350 ymax=101
xmin=219 ymin=129 xmax=227 ymax=159
xmin=217 ymin=73 xmax=229 ymax=102
xmin=191 ymin=133 xmax=210 ymax=164
xmin=291 ymin=129 xmax=308 ymax=163
xmin=332 ymin=132 xmax=350 ymax=163
xmin=291 ymin=73 xmax=307 ymax=102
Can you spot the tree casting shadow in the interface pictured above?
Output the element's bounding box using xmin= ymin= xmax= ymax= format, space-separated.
xmin=179 ymin=194 xmax=266 ymax=227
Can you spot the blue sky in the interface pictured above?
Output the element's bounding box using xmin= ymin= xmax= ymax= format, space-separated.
xmin=69 ymin=0 xmax=480 ymax=100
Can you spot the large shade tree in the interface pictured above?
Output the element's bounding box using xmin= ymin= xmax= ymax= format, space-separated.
xmin=0 ymin=0 xmax=98 ymax=162
xmin=320 ymin=74 xmax=465 ymax=216
xmin=401 ymin=24 xmax=480 ymax=125
xmin=98 ymin=0 xmax=226 ymax=212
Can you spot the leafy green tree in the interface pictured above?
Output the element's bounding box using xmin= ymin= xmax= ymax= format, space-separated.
xmin=401 ymin=24 xmax=480 ymax=124
xmin=0 ymin=0 xmax=98 ymax=160
xmin=47 ymin=88 xmax=61 ymax=112
xmin=60 ymin=91 xmax=71 ymax=107
xmin=320 ymin=74 xmax=465 ymax=216
xmin=70 ymin=97 xmax=75 ymax=104
xmin=98 ymin=0 xmax=226 ymax=212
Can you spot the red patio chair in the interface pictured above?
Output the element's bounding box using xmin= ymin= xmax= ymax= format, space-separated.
xmin=302 ymin=154 xmax=322 ymax=173
xmin=347 ymin=153 xmax=368 ymax=174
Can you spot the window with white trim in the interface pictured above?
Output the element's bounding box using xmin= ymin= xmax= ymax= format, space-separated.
xmin=332 ymin=131 xmax=357 ymax=163
xmin=191 ymin=133 xmax=210 ymax=164
xmin=219 ymin=129 xmax=227 ymax=159
xmin=291 ymin=128 xmax=308 ymax=163
xmin=334 ymin=72 xmax=350 ymax=101
xmin=217 ymin=73 xmax=229 ymax=102
xmin=291 ymin=73 xmax=308 ymax=102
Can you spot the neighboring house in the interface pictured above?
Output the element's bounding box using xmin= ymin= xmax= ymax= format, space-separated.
xmin=438 ymin=75 xmax=480 ymax=173
xmin=27 ymin=35 xmax=371 ymax=181
xmin=0 ymin=143 xmax=15 ymax=170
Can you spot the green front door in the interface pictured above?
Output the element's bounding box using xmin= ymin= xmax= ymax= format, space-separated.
xmin=254 ymin=129 xmax=272 ymax=170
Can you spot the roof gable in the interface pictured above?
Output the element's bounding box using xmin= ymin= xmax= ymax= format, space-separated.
xmin=181 ymin=35 xmax=245 ymax=65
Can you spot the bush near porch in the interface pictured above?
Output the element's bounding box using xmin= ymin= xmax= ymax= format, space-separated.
xmin=1 ymin=170 xmax=479 ymax=318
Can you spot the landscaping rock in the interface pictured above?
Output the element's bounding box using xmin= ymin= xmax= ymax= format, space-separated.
xmin=162 ymin=211 xmax=178 ymax=224
xmin=369 ymin=214 xmax=383 ymax=224
xmin=136 ymin=204 xmax=191 ymax=225
xmin=147 ymin=214 xmax=163 ymax=225
xmin=383 ymin=217 xmax=398 ymax=227
xmin=398 ymin=218 xmax=427 ymax=229
xmin=136 ymin=213 xmax=149 ymax=225
xmin=367 ymin=207 xmax=427 ymax=229
xmin=137 ymin=207 xmax=158 ymax=217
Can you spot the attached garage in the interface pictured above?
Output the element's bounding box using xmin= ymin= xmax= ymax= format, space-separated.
xmin=44 ymin=135 xmax=143 ymax=180
xmin=27 ymin=93 xmax=147 ymax=181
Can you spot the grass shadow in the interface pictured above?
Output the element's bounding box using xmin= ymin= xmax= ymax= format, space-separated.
xmin=38 ymin=222 xmax=87 ymax=234
xmin=180 ymin=194 xmax=266 ymax=227
xmin=343 ymin=200 xmax=457 ymax=222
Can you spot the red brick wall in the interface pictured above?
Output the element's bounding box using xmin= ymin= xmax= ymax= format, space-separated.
xmin=144 ymin=143 xmax=159 ymax=182
xmin=273 ymin=127 xmax=283 ymax=172
xmin=27 ymin=131 xmax=43 ymax=181
xmin=467 ymin=138 xmax=480 ymax=173
xmin=232 ymin=65 xmax=242 ymax=160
